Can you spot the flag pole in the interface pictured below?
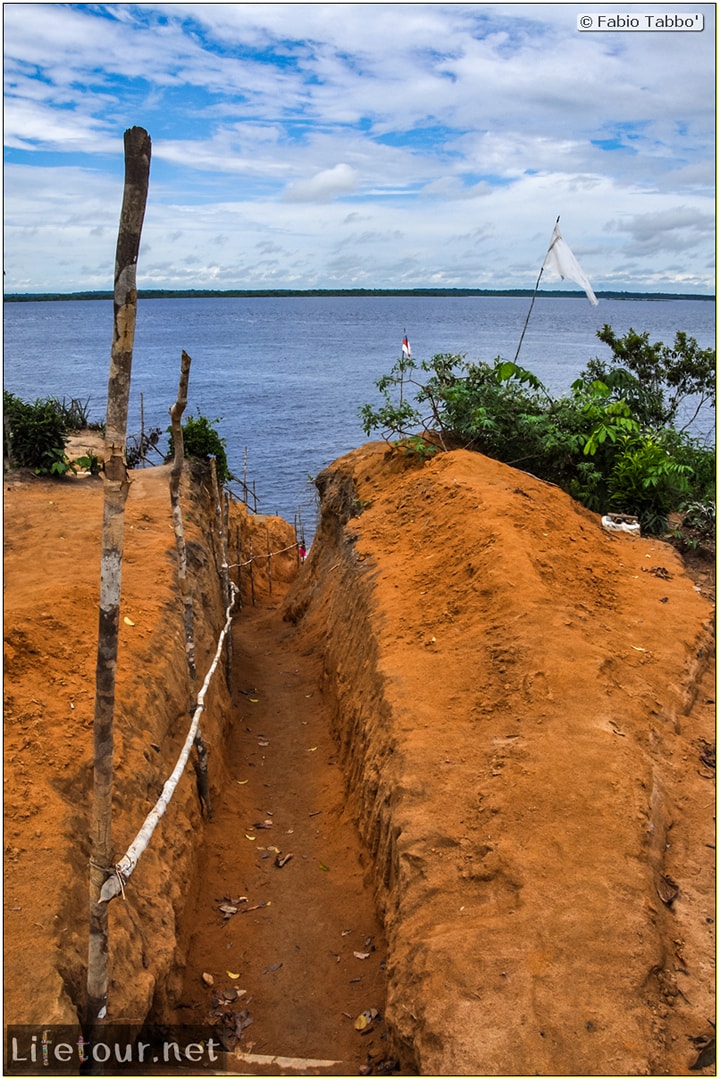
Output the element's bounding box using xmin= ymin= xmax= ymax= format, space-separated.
xmin=400 ymin=329 xmax=412 ymax=404
xmin=513 ymin=216 xmax=559 ymax=364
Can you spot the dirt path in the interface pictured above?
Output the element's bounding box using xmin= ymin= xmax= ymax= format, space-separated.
xmin=169 ymin=599 xmax=398 ymax=1075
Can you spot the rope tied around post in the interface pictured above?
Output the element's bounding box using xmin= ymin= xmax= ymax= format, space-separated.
xmin=99 ymin=583 xmax=239 ymax=905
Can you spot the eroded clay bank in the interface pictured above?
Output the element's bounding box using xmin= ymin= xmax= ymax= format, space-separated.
xmin=4 ymin=445 xmax=715 ymax=1076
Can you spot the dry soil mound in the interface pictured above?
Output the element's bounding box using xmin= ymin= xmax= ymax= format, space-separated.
xmin=285 ymin=442 xmax=716 ymax=1075
xmin=3 ymin=461 xmax=297 ymax=1031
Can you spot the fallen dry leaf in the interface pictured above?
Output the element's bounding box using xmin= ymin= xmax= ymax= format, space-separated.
xmin=354 ymin=1008 xmax=379 ymax=1031
xmin=656 ymin=873 xmax=680 ymax=906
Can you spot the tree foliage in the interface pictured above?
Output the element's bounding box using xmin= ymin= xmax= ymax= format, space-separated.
xmin=360 ymin=326 xmax=715 ymax=534
xmin=582 ymin=324 xmax=716 ymax=431
xmin=3 ymin=392 xmax=97 ymax=475
xmin=166 ymin=412 xmax=233 ymax=485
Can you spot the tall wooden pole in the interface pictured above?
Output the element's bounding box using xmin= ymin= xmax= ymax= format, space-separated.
xmin=169 ymin=351 xmax=196 ymax=694
xmin=169 ymin=350 xmax=213 ymax=819
xmin=86 ymin=126 xmax=151 ymax=1027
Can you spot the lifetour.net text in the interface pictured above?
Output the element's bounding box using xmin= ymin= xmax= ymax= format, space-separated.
xmin=5 ymin=1026 xmax=227 ymax=1075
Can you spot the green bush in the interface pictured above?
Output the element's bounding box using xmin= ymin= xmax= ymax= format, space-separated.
xmin=4 ymin=392 xmax=105 ymax=476
xmin=607 ymin=432 xmax=692 ymax=534
xmin=586 ymin=325 xmax=716 ymax=432
xmin=166 ymin=412 xmax=233 ymax=485
xmin=4 ymin=392 xmax=70 ymax=475
xmin=359 ymin=327 xmax=715 ymax=535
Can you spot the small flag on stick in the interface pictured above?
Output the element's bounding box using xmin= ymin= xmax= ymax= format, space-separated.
xmin=542 ymin=223 xmax=598 ymax=305
xmin=401 ymin=334 xmax=412 ymax=359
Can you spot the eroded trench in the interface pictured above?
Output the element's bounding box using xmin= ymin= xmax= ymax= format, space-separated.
xmin=3 ymin=460 xmax=406 ymax=1074
xmin=142 ymin=467 xmax=414 ymax=1076
xmin=5 ymin=448 xmax=715 ymax=1077
xmin=157 ymin=592 xmax=409 ymax=1074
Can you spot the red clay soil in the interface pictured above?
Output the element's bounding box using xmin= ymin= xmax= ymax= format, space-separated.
xmin=3 ymin=437 xmax=716 ymax=1077
xmin=285 ymin=442 xmax=716 ymax=1076
xmin=3 ymin=449 xmax=395 ymax=1076
xmin=167 ymin=603 xmax=397 ymax=1076
xmin=4 ymin=460 xmax=241 ymax=1031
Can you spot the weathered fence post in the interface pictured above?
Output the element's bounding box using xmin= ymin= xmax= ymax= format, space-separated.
xmin=168 ymin=350 xmax=213 ymax=819
xmin=139 ymin=392 xmax=146 ymax=467
xmin=169 ymin=351 xmax=196 ymax=693
xmin=86 ymin=126 xmax=151 ymax=1028
xmin=4 ymin=413 xmax=17 ymax=470
xmin=233 ymin=523 xmax=242 ymax=602
xmin=249 ymin=537 xmax=256 ymax=606
xmin=266 ymin=526 xmax=273 ymax=597
xmin=210 ymin=457 xmax=233 ymax=689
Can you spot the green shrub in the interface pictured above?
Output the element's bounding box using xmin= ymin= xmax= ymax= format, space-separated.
xmin=359 ymin=327 xmax=716 ymax=535
xmin=607 ymin=432 xmax=692 ymax=534
xmin=166 ymin=412 xmax=233 ymax=485
xmin=582 ymin=325 xmax=715 ymax=431
xmin=4 ymin=392 xmax=70 ymax=474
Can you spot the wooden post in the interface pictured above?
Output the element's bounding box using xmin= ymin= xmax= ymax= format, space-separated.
xmin=87 ymin=126 xmax=151 ymax=1027
xmin=266 ymin=526 xmax=273 ymax=597
xmin=240 ymin=524 xmax=246 ymax=609
xmin=169 ymin=352 xmax=196 ymax=692
xmin=249 ymin=537 xmax=256 ymax=606
xmin=210 ymin=458 xmax=233 ymax=688
xmin=168 ymin=351 xmax=213 ymax=820
xmin=4 ymin=412 xmax=17 ymax=471
xmin=298 ymin=505 xmax=305 ymax=547
xmin=139 ymin=392 xmax=145 ymax=466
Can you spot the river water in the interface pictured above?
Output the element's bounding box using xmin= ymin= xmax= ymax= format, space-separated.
xmin=4 ymin=294 xmax=715 ymax=533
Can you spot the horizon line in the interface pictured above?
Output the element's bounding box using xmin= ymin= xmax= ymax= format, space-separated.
xmin=5 ymin=287 xmax=715 ymax=302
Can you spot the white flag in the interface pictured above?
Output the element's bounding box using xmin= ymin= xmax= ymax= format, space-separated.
xmin=401 ymin=334 xmax=412 ymax=359
xmin=542 ymin=223 xmax=598 ymax=305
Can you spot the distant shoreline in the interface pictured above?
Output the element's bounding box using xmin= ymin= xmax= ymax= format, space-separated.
xmin=4 ymin=288 xmax=715 ymax=303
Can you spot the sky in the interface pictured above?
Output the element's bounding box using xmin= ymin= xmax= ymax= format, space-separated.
xmin=3 ymin=2 xmax=716 ymax=294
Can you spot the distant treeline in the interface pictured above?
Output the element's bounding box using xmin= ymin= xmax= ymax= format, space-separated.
xmin=4 ymin=288 xmax=715 ymax=303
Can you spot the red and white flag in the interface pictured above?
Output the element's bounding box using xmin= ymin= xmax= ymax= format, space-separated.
xmin=401 ymin=334 xmax=412 ymax=359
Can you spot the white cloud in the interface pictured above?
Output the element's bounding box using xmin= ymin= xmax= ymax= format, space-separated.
xmin=607 ymin=206 xmax=716 ymax=255
xmin=283 ymin=162 xmax=360 ymax=202
xmin=2 ymin=2 xmax=715 ymax=293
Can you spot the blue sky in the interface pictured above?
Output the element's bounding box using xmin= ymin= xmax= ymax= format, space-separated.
xmin=3 ymin=2 xmax=716 ymax=293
